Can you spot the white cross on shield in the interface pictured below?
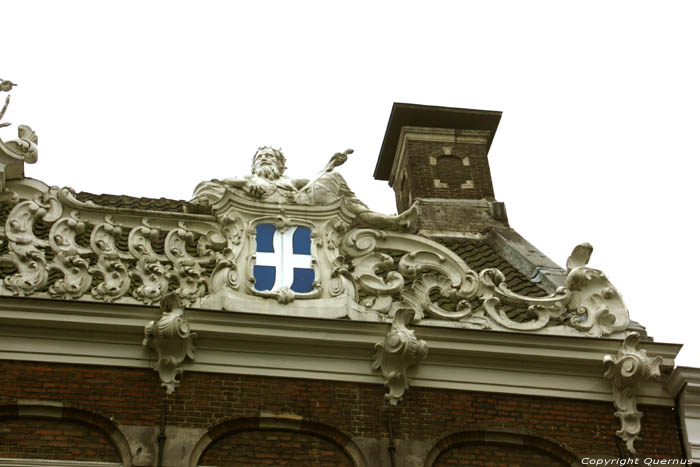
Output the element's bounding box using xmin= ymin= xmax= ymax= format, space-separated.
xmin=253 ymin=224 xmax=314 ymax=293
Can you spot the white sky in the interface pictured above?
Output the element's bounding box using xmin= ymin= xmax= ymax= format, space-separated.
xmin=3 ymin=1 xmax=699 ymax=366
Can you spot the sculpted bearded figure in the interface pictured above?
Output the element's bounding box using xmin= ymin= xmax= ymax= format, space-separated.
xmin=190 ymin=146 xmax=416 ymax=230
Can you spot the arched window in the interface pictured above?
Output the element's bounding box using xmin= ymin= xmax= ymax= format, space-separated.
xmin=425 ymin=430 xmax=579 ymax=467
xmin=0 ymin=403 xmax=131 ymax=466
xmin=192 ymin=416 xmax=367 ymax=467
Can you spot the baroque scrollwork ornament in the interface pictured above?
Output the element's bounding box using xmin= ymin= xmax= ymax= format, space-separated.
xmin=565 ymin=243 xmax=630 ymax=337
xmin=143 ymin=293 xmax=197 ymax=394
xmin=0 ymin=78 xmax=38 ymax=193
xmin=0 ymin=135 xmax=634 ymax=339
xmin=372 ymin=308 xmax=428 ymax=405
xmin=603 ymin=332 xmax=663 ymax=454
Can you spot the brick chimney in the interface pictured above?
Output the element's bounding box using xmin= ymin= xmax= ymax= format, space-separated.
xmin=374 ymin=103 xmax=507 ymax=234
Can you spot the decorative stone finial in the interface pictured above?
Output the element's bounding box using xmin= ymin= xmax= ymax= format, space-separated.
xmin=603 ymin=332 xmax=663 ymax=453
xmin=564 ymin=243 xmax=630 ymax=337
xmin=0 ymin=78 xmax=38 ymax=193
xmin=143 ymin=293 xmax=197 ymax=394
xmin=372 ymin=308 xmax=428 ymax=405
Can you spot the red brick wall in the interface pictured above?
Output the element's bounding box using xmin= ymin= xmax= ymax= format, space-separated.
xmin=0 ymin=360 xmax=685 ymax=463
xmin=200 ymin=429 xmax=352 ymax=466
xmin=396 ymin=140 xmax=495 ymax=211
xmin=0 ymin=418 xmax=121 ymax=462
xmin=433 ymin=443 xmax=569 ymax=467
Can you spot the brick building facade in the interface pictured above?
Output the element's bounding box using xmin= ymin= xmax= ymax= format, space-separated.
xmin=0 ymin=102 xmax=697 ymax=466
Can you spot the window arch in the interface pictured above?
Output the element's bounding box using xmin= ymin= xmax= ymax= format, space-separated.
xmin=0 ymin=402 xmax=132 ymax=467
xmin=190 ymin=415 xmax=367 ymax=467
xmin=424 ymin=429 xmax=579 ymax=467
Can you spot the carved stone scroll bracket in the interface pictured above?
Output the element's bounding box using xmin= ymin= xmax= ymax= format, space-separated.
xmin=603 ymin=332 xmax=662 ymax=454
xmin=372 ymin=308 xmax=428 ymax=406
xmin=143 ymin=293 xmax=197 ymax=394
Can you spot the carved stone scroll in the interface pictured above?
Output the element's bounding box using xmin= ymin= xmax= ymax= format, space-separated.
xmin=603 ymin=332 xmax=662 ymax=454
xmin=0 ymin=167 xmax=634 ymax=339
xmin=566 ymin=243 xmax=630 ymax=337
xmin=372 ymin=308 xmax=428 ymax=405
xmin=143 ymin=293 xmax=197 ymax=394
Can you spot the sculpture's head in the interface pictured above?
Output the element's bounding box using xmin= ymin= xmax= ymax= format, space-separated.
xmin=252 ymin=146 xmax=286 ymax=180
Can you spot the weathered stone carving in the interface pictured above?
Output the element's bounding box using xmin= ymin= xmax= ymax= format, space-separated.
xmin=191 ymin=146 xmax=416 ymax=231
xmin=603 ymin=332 xmax=663 ymax=453
xmin=90 ymin=217 xmax=131 ymax=302
xmin=48 ymin=252 xmax=92 ymax=299
xmin=143 ymin=293 xmax=197 ymax=394
xmin=0 ymin=190 xmax=61 ymax=295
xmin=0 ymin=144 xmax=633 ymax=338
xmin=479 ymin=268 xmax=570 ymax=331
xmin=372 ymin=308 xmax=428 ymax=405
xmin=0 ymin=79 xmax=38 ymax=193
xmin=565 ymin=243 xmax=630 ymax=337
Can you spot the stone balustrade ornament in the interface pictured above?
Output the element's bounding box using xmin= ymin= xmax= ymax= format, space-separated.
xmin=0 ymin=124 xmax=634 ymax=338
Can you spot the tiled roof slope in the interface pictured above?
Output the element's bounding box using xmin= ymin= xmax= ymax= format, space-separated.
xmin=74 ymin=192 xmax=190 ymax=213
xmin=435 ymin=239 xmax=547 ymax=297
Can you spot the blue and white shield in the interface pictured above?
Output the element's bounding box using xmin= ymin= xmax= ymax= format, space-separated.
xmin=253 ymin=223 xmax=315 ymax=293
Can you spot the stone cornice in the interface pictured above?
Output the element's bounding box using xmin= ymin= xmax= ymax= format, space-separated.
xmin=666 ymin=366 xmax=700 ymax=461
xmin=0 ymin=297 xmax=681 ymax=406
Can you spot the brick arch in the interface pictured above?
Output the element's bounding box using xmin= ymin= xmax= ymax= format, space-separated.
xmin=424 ymin=429 xmax=580 ymax=467
xmin=189 ymin=415 xmax=367 ymax=467
xmin=0 ymin=401 xmax=132 ymax=466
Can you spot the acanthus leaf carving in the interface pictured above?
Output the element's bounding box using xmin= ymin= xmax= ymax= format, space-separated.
xmin=127 ymin=220 xmax=170 ymax=305
xmin=49 ymin=212 xmax=89 ymax=256
xmin=166 ymin=261 xmax=206 ymax=307
xmin=352 ymin=252 xmax=404 ymax=296
xmin=603 ymin=332 xmax=663 ymax=454
xmin=128 ymin=219 xmax=164 ymax=260
xmin=130 ymin=257 xmax=170 ymax=305
xmin=372 ymin=308 xmax=428 ymax=405
xmin=565 ymin=243 xmax=630 ymax=337
xmin=143 ymin=293 xmax=197 ymax=394
xmin=164 ymin=223 xmax=211 ymax=306
xmin=89 ymin=216 xmax=131 ymax=302
xmin=401 ymin=272 xmax=476 ymax=322
xmin=1 ymin=244 xmax=48 ymax=296
xmin=208 ymin=216 xmax=243 ymax=294
xmin=90 ymin=255 xmax=130 ymax=302
xmin=0 ymin=194 xmax=61 ymax=295
xmin=48 ymin=252 xmax=92 ymax=299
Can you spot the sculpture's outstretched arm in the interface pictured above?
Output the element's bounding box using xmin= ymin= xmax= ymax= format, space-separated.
xmin=299 ymin=149 xmax=353 ymax=193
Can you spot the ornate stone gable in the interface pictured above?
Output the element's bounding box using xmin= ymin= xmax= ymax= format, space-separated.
xmin=0 ymin=89 xmax=633 ymax=339
xmin=0 ymin=162 xmax=632 ymax=339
